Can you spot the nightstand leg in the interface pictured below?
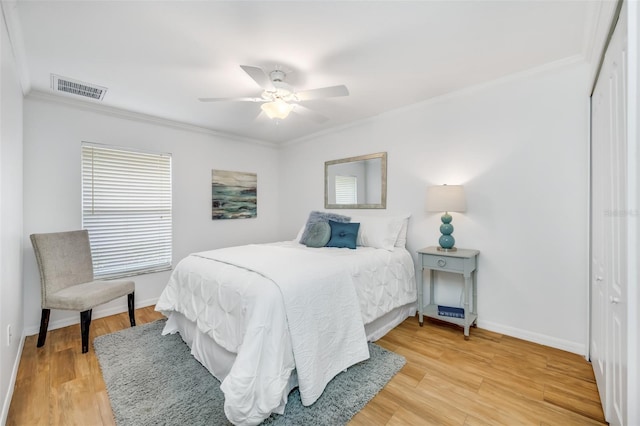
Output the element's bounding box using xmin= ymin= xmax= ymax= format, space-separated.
xmin=463 ymin=274 xmax=471 ymax=339
xmin=472 ymin=270 xmax=478 ymax=327
xmin=418 ymin=266 xmax=424 ymax=326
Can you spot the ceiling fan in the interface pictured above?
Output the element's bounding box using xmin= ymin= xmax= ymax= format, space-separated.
xmin=199 ymin=65 xmax=349 ymax=123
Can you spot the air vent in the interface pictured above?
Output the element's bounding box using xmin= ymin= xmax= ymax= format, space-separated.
xmin=51 ymin=74 xmax=107 ymax=101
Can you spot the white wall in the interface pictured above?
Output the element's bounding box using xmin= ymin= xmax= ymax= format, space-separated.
xmin=0 ymin=6 xmax=25 ymax=423
xmin=22 ymin=95 xmax=281 ymax=334
xmin=279 ymin=60 xmax=590 ymax=354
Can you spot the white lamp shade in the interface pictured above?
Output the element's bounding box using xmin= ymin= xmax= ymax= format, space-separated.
xmin=426 ymin=185 xmax=466 ymax=212
xmin=261 ymin=99 xmax=293 ymax=119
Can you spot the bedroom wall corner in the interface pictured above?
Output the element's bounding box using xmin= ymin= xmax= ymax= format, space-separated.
xmin=0 ymin=3 xmax=25 ymax=422
xmin=22 ymin=97 xmax=281 ymax=335
xmin=278 ymin=60 xmax=591 ymax=354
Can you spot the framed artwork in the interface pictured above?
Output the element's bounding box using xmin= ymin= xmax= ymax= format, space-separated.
xmin=211 ymin=170 xmax=257 ymax=219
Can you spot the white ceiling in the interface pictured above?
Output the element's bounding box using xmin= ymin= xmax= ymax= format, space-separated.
xmin=10 ymin=0 xmax=599 ymax=144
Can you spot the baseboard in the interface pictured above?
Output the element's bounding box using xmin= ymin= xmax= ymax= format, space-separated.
xmin=4 ymin=298 xmax=158 ymax=422
xmin=23 ymin=297 xmax=159 ymax=336
xmin=1 ymin=334 xmax=25 ymax=426
xmin=478 ymin=319 xmax=587 ymax=356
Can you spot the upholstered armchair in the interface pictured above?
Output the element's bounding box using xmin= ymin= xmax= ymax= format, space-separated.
xmin=30 ymin=230 xmax=136 ymax=353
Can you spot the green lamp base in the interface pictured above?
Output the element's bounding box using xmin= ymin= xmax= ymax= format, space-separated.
xmin=438 ymin=212 xmax=457 ymax=251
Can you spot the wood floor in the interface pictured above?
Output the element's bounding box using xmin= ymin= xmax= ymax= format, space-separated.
xmin=7 ymin=306 xmax=606 ymax=426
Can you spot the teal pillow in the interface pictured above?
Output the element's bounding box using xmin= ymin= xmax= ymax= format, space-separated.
xmin=304 ymin=222 xmax=331 ymax=248
xmin=299 ymin=211 xmax=350 ymax=245
xmin=326 ymin=220 xmax=360 ymax=249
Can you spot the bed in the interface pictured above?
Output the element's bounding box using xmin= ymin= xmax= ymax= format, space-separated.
xmin=155 ymin=213 xmax=416 ymax=425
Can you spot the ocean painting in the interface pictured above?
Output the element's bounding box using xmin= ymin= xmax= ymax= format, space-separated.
xmin=212 ymin=170 xmax=257 ymax=219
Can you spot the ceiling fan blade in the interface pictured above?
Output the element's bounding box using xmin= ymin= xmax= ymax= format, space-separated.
xmin=240 ymin=65 xmax=275 ymax=91
xmin=292 ymin=104 xmax=329 ymax=124
xmin=199 ymin=97 xmax=262 ymax=102
xmin=295 ymin=85 xmax=349 ymax=101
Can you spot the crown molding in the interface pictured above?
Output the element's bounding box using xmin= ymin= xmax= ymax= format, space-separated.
xmin=1 ymin=0 xmax=31 ymax=95
xmin=26 ymin=90 xmax=278 ymax=149
xmin=588 ymin=0 xmax=623 ymax=94
xmin=285 ymin=55 xmax=587 ymax=148
xmin=582 ymin=0 xmax=620 ymax=65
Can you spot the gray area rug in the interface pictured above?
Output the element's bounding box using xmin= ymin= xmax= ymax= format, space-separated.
xmin=94 ymin=319 xmax=405 ymax=425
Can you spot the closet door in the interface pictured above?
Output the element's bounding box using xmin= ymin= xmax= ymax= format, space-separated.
xmin=606 ymin=16 xmax=628 ymax=425
xmin=590 ymin=7 xmax=628 ymax=426
xmin=590 ymin=78 xmax=608 ymax=410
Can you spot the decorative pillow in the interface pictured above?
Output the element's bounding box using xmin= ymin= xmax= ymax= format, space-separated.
xmin=394 ymin=214 xmax=411 ymax=247
xmin=326 ymin=220 xmax=360 ymax=249
xmin=304 ymin=222 xmax=331 ymax=248
xmin=350 ymin=215 xmax=405 ymax=251
xmin=299 ymin=211 xmax=350 ymax=245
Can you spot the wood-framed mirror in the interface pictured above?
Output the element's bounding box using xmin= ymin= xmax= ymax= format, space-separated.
xmin=325 ymin=152 xmax=387 ymax=209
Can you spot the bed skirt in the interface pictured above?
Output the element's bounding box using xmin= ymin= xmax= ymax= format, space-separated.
xmin=161 ymin=301 xmax=416 ymax=414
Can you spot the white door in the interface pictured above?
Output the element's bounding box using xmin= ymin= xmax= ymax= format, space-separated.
xmin=606 ymin=16 xmax=627 ymax=425
xmin=590 ymin=7 xmax=628 ymax=426
xmin=590 ymin=82 xmax=608 ymax=408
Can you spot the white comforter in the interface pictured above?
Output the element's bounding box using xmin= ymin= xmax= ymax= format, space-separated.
xmin=155 ymin=241 xmax=416 ymax=425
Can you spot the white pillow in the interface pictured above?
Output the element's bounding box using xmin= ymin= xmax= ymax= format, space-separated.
xmin=350 ymin=215 xmax=405 ymax=251
xmin=395 ymin=214 xmax=411 ymax=247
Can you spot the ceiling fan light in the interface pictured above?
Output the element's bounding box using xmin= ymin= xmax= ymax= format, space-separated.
xmin=261 ymin=99 xmax=293 ymax=119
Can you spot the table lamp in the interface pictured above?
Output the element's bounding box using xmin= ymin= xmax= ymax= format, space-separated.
xmin=426 ymin=184 xmax=466 ymax=251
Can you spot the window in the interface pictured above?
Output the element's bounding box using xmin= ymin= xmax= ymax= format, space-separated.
xmin=335 ymin=175 xmax=357 ymax=204
xmin=81 ymin=143 xmax=172 ymax=278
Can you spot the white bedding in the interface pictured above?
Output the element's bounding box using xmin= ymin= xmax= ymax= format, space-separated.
xmin=155 ymin=241 xmax=416 ymax=425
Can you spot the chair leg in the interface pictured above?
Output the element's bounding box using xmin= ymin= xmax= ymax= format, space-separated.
xmin=128 ymin=292 xmax=136 ymax=327
xmin=80 ymin=309 xmax=92 ymax=354
xmin=37 ymin=309 xmax=51 ymax=348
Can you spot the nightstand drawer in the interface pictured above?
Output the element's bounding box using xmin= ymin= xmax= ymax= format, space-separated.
xmin=422 ymin=255 xmax=465 ymax=272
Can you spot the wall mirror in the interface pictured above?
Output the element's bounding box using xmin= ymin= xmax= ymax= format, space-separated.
xmin=325 ymin=152 xmax=387 ymax=209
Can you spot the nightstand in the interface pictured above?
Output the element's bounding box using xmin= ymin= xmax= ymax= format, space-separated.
xmin=417 ymin=246 xmax=480 ymax=339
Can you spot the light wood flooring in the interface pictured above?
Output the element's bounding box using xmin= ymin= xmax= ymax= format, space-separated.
xmin=7 ymin=306 xmax=606 ymax=425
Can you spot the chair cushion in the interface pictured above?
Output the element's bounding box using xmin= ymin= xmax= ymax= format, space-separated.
xmin=45 ymin=279 xmax=135 ymax=311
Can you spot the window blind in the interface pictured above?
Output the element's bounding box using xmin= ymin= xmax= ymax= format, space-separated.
xmin=335 ymin=175 xmax=357 ymax=204
xmin=81 ymin=143 xmax=172 ymax=278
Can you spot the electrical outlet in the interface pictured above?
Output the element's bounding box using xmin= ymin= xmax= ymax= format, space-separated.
xmin=6 ymin=324 xmax=12 ymax=346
